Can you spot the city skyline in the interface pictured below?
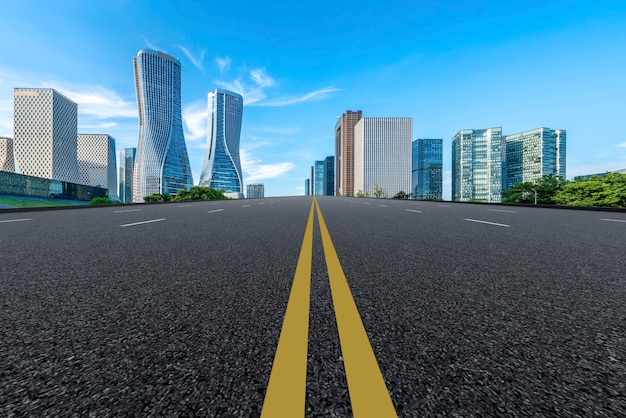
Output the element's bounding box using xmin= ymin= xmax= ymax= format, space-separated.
xmin=1 ymin=1 xmax=625 ymax=198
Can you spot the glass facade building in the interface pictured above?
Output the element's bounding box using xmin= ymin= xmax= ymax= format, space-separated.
xmin=0 ymin=170 xmax=107 ymax=201
xmin=354 ymin=117 xmax=412 ymax=198
xmin=304 ymin=179 xmax=310 ymax=196
xmin=200 ymin=89 xmax=244 ymax=199
xmin=412 ymin=138 xmax=443 ymax=200
xmin=132 ymin=49 xmax=193 ymax=202
xmin=118 ymin=147 xmax=136 ymax=203
xmin=313 ymin=160 xmax=324 ymax=195
xmin=452 ymin=128 xmax=504 ymax=203
xmin=323 ymin=155 xmax=335 ymax=196
xmin=504 ymin=128 xmax=566 ymax=189
xmin=246 ymin=183 xmax=264 ymax=198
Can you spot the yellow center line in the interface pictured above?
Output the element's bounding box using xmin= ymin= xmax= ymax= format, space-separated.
xmin=261 ymin=199 xmax=315 ymax=417
xmin=315 ymin=198 xmax=397 ymax=418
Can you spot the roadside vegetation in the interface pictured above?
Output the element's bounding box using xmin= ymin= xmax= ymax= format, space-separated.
xmin=89 ymin=197 xmax=118 ymax=205
xmin=502 ymin=173 xmax=626 ymax=208
xmin=143 ymin=186 xmax=229 ymax=203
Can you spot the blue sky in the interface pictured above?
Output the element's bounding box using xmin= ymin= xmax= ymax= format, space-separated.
xmin=1 ymin=0 xmax=625 ymax=198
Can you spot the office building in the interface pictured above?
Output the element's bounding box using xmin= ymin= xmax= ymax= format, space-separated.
xmin=412 ymin=139 xmax=443 ymax=200
xmin=118 ymin=148 xmax=136 ymax=203
xmin=13 ymin=88 xmax=80 ymax=184
xmin=133 ymin=49 xmax=193 ymax=202
xmin=323 ymin=155 xmax=335 ymax=196
xmin=335 ymin=110 xmax=362 ymax=196
xmin=304 ymin=179 xmax=310 ymax=196
xmin=313 ymin=160 xmax=324 ymax=195
xmin=200 ymin=89 xmax=244 ymax=199
xmin=452 ymin=128 xmax=504 ymax=203
xmin=247 ymin=183 xmax=265 ymax=199
xmin=0 ymin=137 xmax=14 ymax=172
xmin=354 ymin=117 xmax=412 ymax=198
xmin=504 ymin=128 xmax=566 ymax=189
xmin=77 ymin=134 xmax=117 ymax=199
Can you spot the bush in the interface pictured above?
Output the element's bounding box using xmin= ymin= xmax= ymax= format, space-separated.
xmin=89 ymin=197 xmax=116 ymax=205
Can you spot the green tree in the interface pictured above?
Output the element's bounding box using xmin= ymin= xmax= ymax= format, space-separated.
xmin=89 ymin=197 xmax=116 ymax=205
xmin=393 ymin=191 xmax=411 ymax=199
xmin=143 ymin=194 xmax=171 ymax=202
xmin=373 ymin=184 xmax=386 ymax=199
xmin=554 ymin=172 xmax=626 ymax=207
xmin=355 ymin=189 xmax=369 ymax=198
xmin=501 ymin=174 xmax=565 ymax=204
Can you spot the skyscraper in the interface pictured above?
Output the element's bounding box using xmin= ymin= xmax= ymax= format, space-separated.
xmin=504 ymin=128 xmax=566 ymax=189
xmin=77 ymin=134 xmax=117 ymax=199
xmin=354 ymin=117 xmax=412 ymax=198
xmin=119 ymin=148 xmax=136 ymax=203
xmin=132 ymin=49 xmax=193 ymax=202
xmin=335 ymin=110 xmax=362 ymax=196
xmin=200 ymin=89 xmax=244 ymax=199
xmin=247 ymin=183 xmax=265 ymax=198
xmin=452 ymin=128 xmax=504 ymax=202
xmin=313 ymin=160 xmax=324 ymax=196
xmin=412 ymin=139 xmax=443 ymax=200
xmin=304 ymin=179 xmax=310 ymax=196
xmin=13 ymin=88 xmax=80 ymax=183
xmin=0 ymin=137 xmax=14 ymax=172
xmin=323 ymin=155 xmax=335 ymax=196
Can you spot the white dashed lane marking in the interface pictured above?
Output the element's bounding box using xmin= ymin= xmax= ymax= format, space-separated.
xmin=120 ymin=218 xmax=166 ymax=227
xmin=0 ymin=218 xmax=32 ymax=223
xmin=465 ymin=218 xmax=511 ymax=227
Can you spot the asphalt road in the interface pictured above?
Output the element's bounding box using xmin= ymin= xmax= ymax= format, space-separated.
xmin=1 ymin=196 xmax=625 ymax=417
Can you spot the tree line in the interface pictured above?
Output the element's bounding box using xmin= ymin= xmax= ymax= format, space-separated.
xmin=501 ymin=172 xmax=626 ymax=208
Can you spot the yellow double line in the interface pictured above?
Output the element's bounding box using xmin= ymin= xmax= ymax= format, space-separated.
xmin=261 ymin=198 xmax=397 ymax=417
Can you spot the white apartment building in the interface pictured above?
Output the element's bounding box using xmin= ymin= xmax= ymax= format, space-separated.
xmin=354 ymin=117 xmax=412 ymax=198
xmin=0 ymin=137 xmax=14 ymax=172
xmin=77 ymin=134 xmax=117 ymax=199
xmin=13 ymin=88 xmax=80 ymax=183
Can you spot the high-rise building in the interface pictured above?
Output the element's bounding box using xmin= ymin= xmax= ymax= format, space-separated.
xmin=119 ymin=148 xmax=136 ymax=203
xmin=132 ymin=49 xmax=193 ymax=202
xmin=313 ymin=160 xmax=324 ymax=196
xmin=504 ymin=128 xmax=566 ymax=189
xmin=0 ymin=137 xmax=14 ymax=172
xmin=452 ymin=128 xmax=504 ymax=202
xmin=77 ymin=134 xmax=117 ymax=199
xmin=412 ymin=139 xmax=443 ymax=200
xmin=246 ymin=183 xmax=265 ymax=198
xmin=304 ymin=179 xmax=310 ymax=196
xmin=323 ymin=155 xmax=335 ymax=196
xmin=335 ymin=110 xmax=362 ymax=196
xmin=13 ymin=88 xmax=80 ymax=183
xmin=200 ymin=89 xmax=244 ymax=199
xmin=354 ymin=117 xmax=412 ymax=198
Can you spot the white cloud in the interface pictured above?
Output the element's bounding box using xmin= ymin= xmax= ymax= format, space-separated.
xmin=141 ymin=36 xmax=160 ymax=51
xmin=216 ymin=57 xmax=231 ymax=73
xmin=178 ymin=46 xmax=206 ymax=71
xmin=249 ymin=68 xmax=275 ymax=88
xmin=617 ymin=142 xmax=626 ymax=148
xmin=241 ymin=148 xmax=295 ymax=183
xmin=49 ymin=82 xmax=136 ymax=119
xmin=81 ymin=122 xmax=118 ymax=130
xmin=257 ymin=87 xmax=341 ymax=107
xmin=182 ymin=100 xmax=207 ymax=142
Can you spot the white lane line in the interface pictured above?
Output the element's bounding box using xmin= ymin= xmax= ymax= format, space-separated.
xmin=208 ymin=209 xmax=224 ymax=213
xmin=600 ymin=218 xmax=626 ymax=223
xmin=120 ymin=218 xmax=165 ymax=227
xmin=114 ymin=209 xmax=142 ymax=213
xmin=405 ymin=209 xmax=422 ymax=213
xmin=364 ymin=203 xmax=370 ymax=205
xmin=0 ymin=218 xmax=32 ymax=223
xmin=437 ymin=204 xmax=451 ymax=207
xmin=379 ymin=205 xmax=387 ymax=207
xmin=242 ymin=204 xmax=251 ymax=207
xmin=259 ymin=203 xmax=265 ymax=205
xmin=465 ymin=218 xmax=511 ymax=227
xmin=178 ymin=204 xmax=193 ymax=208
xmin=488 ymin=209 xmax=517 ymax=213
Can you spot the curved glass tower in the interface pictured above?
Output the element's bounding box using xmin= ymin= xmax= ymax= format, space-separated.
xmin=199 ymin=89 xmax=243 ymax=198
xmin=133 ymin=49 xmax=193 ymax=202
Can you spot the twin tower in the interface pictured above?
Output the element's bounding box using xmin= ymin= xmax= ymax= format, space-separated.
xmin=133 ymin=49 xmax=243 ymax=202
